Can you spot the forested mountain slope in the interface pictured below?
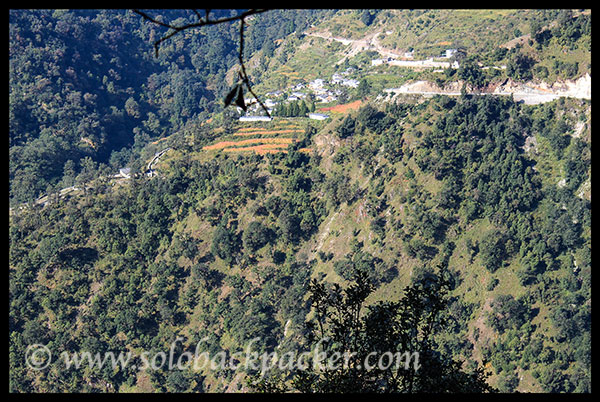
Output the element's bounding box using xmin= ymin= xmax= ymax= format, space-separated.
xmin=9 ymin=9 xmax=591 ymax=393
xmin=9 ymin=9 xmax=591 ymax=206
xmin=9 ymin=9 xmax=327 ymax=205
xmin=10 ymin=93 xmax=591 ymax=392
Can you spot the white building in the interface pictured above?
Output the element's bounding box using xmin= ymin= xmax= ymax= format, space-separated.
xmin=341 ymin=79 xmax=359 ymax=88
xmin=266 ymin=90 xmax=283 ymax=97
xmin=118 ymin=167 xmax=131 ymax=179
xmin=239 ymin=116 xmax=272 ymax=122
xmin=309 ymin=79 xmax=326 ymax=90
xmin=388 ymin=58 xmax=453 ymax=69
xmin=331 ymin=73 xmax=343 ymax=84
xmin=445 ymin=49 xmax=458 ymax=58
xmin=308 ymin=113 xmax=329 ymax=120
xmin=315 ymin=93 xmax=337 ymax=103
xmin=264 ymin=99 xmax=278 ymax=108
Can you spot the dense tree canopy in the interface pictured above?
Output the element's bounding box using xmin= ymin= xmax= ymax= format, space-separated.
xmin=9 ymin=8 xmax=590 ymax=394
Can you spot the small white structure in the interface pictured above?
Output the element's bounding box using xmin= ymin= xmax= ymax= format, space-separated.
xmin=315 ymin=94 xmax=337 ymax=103
xmin=341 ymin=79 xmax=359 ymax=88
xmin=264 ymin=99 xmax=278 ymax=108
xmin=239 ymin=116 xmax=272 ymax=122
xmin=388 ymin=59 xmax=453 ymax=69
xmin=343 ymin=67 xmax=355 ymax=75
xmin=309 ymin=79 xmax=326 ymax=90
xmin=308 ymin=113 xmax=329 ymax=121
xmin=118 ymin=167 xmax=131 ymax=179
xmin=445 ymin=49 xmax=458 ymax=58
xmin=331 ymin=73 xmax=343 ymax=84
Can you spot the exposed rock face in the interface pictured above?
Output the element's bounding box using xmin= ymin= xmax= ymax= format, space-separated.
xmin=493 ymin=73 xmax=591 ymax=100
xmin=384 ymin=74 xmax=591 ymax=104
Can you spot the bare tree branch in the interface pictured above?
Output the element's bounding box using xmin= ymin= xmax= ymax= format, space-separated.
xmin=237 ymin=17 xmax=271 ymax=116
xmin=132 ymin=9 xmax=271 ymax=117
xmin=191 ymin=9 xmax=202 ymax=22
xmin=132 ymin=9 xmax=268 ymax=57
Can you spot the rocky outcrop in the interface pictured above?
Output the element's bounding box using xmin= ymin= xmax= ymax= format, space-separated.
xmin=492 ymin=73 xmax=591 ymax=100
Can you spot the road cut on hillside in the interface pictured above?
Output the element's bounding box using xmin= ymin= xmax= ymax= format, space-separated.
xmin=384 ymin=74 xmax=591 ymax=105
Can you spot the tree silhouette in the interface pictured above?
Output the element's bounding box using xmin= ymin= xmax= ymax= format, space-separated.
xmin=250 ymin=269 xmax=495 ymax=393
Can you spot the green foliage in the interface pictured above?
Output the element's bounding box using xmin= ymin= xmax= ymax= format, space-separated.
xmin=336 ymin=115 xmax=356 ymax=139
xmin=486 ymin=294 xmax=532 ymax=333
xmin=333 ymin=249 xmax=396 ymax=286
xmin=9 ymin=12 xmax=591 ymax=392
xmin=211 ymin=224 xmax=239 ymax=265
xmin=252 ymin=272 xmax=495 ymax=392
xmin=242 ymin=221 xmax=273 ymax=253
xmin=273 ymin=99 xmax=310 ymax=117
xmin=457 ymin=57 xmax=486 ymax=88
xmin=478 ymin=230 xmax=506 ymax=273
xmin=506 ymin=51 xmax=536 ymax=81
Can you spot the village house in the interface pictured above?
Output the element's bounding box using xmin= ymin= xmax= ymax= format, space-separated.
xmin=341 ymin=78 xmax=359 ymax=88
xmin=309 ymin=78 xmax=326 ymax=90
xmin=118 ymin=167 xmax=131 ymax=179
xmin=264 ymin=99 xmax=278 ymax=108
xmin=265 ymin=90 xmax=284 ymax=98
xmin=444 ymin=49 xmax=458 ymax=58
xmin=308 ymin=112 xmax=329 ymax=120
xmin=239 ymin=116 xmax=272 ymax=122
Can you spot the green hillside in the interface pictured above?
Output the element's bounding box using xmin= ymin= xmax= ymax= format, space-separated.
xmin=9 ymin=9 xmax=591 ymax=394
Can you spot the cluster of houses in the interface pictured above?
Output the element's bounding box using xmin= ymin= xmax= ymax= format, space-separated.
xmin=240 ymin=67 xmax=362 ymax=121
xmin=239 ymin=112 xmax=328 ymax=122
xmin=371 ymin=48 xmax=460 ymax=70
xmin=238 ymin=48 xmax=464 ymax=122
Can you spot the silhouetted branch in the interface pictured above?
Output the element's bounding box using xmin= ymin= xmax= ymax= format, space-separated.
xmin=237 ymin=17 xmax=270 ymax=116
xmin=133 ymin=9 xmax=271 ymax=116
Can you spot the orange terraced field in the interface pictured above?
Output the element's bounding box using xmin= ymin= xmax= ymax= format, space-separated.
xmin=233 ymin=129 xmax=303 ymax=136
xmin=319 ymin=99 xmax=363 ymax=113
xmin=202 ymin=137 xmax=294 ymax=151
xmin=223 ymin=145 xmax=313 ymax=155
xmin=222 ymin=143 xmax=290 ymax=154
xmin=237 ymin=127 xmax=269 ymax=132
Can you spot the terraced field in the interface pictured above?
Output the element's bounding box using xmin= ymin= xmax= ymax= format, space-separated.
xmin=318 ymin=99 xmax=363 ymax=114
xmin=202 ymin=120 xmax=309 ymax=155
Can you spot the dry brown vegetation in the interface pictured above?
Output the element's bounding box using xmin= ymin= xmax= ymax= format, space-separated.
xmin=202 ymin=137 xmax=294 ymax=151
